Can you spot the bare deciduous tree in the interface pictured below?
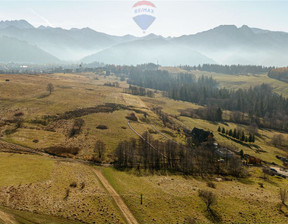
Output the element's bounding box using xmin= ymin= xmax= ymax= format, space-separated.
xmin=94 ymin=140 xmax=106 ymax=161
xmin=70 ymin=118 xmax=85 ymax=137
xmin=47 ymin=83 xmax=54 ymax=95
xmin=272 ymin=134 xmax=284 ymax=147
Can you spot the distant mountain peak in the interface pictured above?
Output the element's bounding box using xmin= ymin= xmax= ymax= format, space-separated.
xmin=213 ymin=24 xmax=238 ymax=31
xmin=240 ymin=25 xmax=250 ymax=29
xmin=197 ymin=24 xmax=255 ymax=38
xmin=140 ymin=33 xmax=164 ymax=40
xmin=0 ymin=20 xmax=34 ymax=29
xmin=239 ymin=25 xmax=255 ymax=35
xmin=38 ymin=25 xmax=53 ymax=30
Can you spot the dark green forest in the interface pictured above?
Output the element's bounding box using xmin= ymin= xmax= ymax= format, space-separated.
xmin=125 ymin=69 xmax=288 ymax=131
xmin=181 ymin=64 xmax=272 ymax=75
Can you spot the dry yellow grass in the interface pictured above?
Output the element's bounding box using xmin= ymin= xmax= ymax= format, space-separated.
xmin=0 ymin=73 xmax=174 ymax=161
xmin=0 ymin=205 xmax=82 ymax=224
xmin=0 ymin=72 xmax=286 ymax=165
xmin=0 ymin=153 xmax=125 ymax=224
xmin=3 ymin=128 xmax=66 ymax=149
xmin=0 ymin=72 xmax=288 ymax=223
xmin=0 ymin=153 xmax=54 ymax=187
xmin=103 ymin=167 xmax=288 ymax=224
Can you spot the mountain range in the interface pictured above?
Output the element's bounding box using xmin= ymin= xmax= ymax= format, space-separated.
xmin=0 ymin=20 xmax=288 ymax=66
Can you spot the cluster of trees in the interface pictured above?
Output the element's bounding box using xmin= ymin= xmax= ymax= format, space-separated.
xmin=218 ymin=127 xmax=255 ymax=143
xmin=127 ymin=70 xmax=288 ymax=131
xmin=104 ymin=82 xmax=120 ymax=87
xmin=123 ymin=85 xmax=155 ymax=97
xmin=69 ymin=118 xmax=85 ymax=137
xmin=268 ymin=67 xmax=288 ymax=83
xmin=180 ymin=64 xmax=272 ymax=75
xmin=114 ymin=132 xmax=245 ymax=177
xmin=44 ymin=146 xmax=80 ymax=157
xmin=102 ymin=63 xmax=159 ymax=77
xmin=180 ymin=106 xmax=222 ymax=122
xmin=272 ymin=134 xmax=288 ymax=147
xmin=93 ymin=140 xmax=106 ymax=162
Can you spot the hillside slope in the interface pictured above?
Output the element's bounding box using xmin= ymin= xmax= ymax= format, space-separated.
xmin=0 ymin=36 xmax=60 ymax=64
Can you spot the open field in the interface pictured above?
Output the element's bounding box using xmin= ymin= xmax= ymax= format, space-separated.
xmin=1 ymin=72 xmax=287 ymax=165
xmin=0 ymin=206 xmax=82 ymax=224
xmin=0 ymin=153 xmax=126 ymax=224
xmin=0 ymin=73 xmax=171 ymax=160
xmin=0 ymin=153 xmax=53 ymax=187
xmin=205 ymin=72 xmax=288 ymax=97
xmin=0 ymin=72 xmax=288 ymax=223
xmin=103 ymin=167 xmax=288 ymax=224
xmin=1 ymin=72 xmax=286 ymax=165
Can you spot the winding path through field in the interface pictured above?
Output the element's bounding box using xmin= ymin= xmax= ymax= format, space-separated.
xmin=93 ymin=169 xmax=139 ymax=224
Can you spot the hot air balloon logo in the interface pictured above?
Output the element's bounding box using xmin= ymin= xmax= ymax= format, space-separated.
xmin=132 ymin=1 xmax=156 ymax=33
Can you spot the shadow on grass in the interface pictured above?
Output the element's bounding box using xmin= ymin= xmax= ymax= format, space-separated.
xmin=219 ymin=133 xmax=253 ymax=149
xmin=279 ymin=203 xmax=288 ymax=217
xmin=238 ymin=177 xmax=255 ymax=185
xmin=206 ymin=208 xmax=222 ymax=223
xmin=37 ymin=93 xmax=50 ymax=99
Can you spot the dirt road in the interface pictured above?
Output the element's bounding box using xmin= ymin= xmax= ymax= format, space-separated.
xmin=93 ymin=169 xmax=139 ymax=224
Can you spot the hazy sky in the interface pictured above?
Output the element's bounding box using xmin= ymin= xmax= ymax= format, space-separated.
xmin=0 ymin=0 xmax=288 ymax=37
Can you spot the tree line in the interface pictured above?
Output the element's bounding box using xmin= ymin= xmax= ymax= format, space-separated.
xmin=127 ymin=70 xmax=288 ymax=131
xmin=180 ymin=64 xmax=272 ymax=75
xmin=114 ymin=132 xmax=245 ymax=177
xmin=217 ymin=126 xmax=255 ymax=143
xmin=123 ymin=85 xmax=155 ymax=97
xmin=268 ymin=67 xmax=288 ymax=83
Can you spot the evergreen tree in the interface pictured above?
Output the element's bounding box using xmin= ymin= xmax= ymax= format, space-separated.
xmin=236 ymin=131 xmax=240 ymax=140
xmin=252 ymin=134 xmax=255 ymax=143
xmin=241 ymin=132 xmax=245 ymax=141
xmin=249 ymin=133 xmax=253 ymax=142
xmin=216 ymin=108 xmax=223 ymax=121
xmin=240 ymin=150 xmax=244 ymax=159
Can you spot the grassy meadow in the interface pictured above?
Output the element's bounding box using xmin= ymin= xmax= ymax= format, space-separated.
xmin=0 ymin=153 xmax=125 ymax=224
xmin=0 ymin=71 xmax=287 ymax=223
xmin=103 ymin=166 xmax=288 ymax=224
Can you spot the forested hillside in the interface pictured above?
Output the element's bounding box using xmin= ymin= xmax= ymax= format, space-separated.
xmin=268 ymin=67 xmax=288 ymax=83
xmin=181 ymin=64 xmax=272 ymax=75
xmin=126 ymin=69 xmax=288 ymax=131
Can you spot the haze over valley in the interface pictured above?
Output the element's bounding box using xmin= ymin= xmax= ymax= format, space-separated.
xmin=1 ymin=20 xmax=288 ymax=66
